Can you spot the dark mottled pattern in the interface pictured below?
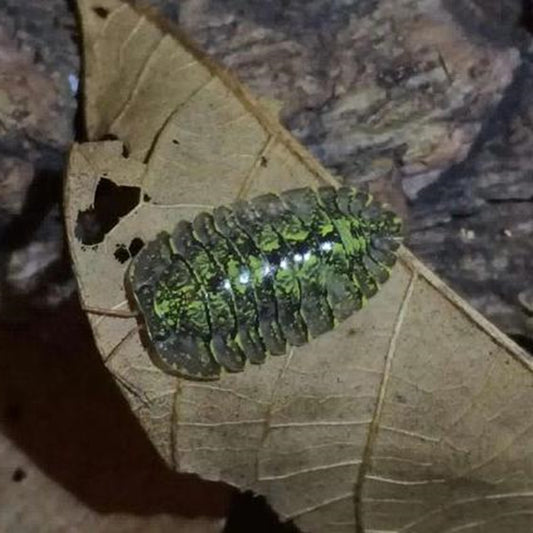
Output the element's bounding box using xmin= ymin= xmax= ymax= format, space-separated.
xmin=128 ymin=187 xmax=402 ymax=380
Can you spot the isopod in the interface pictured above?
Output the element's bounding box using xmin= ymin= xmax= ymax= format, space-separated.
xmin=128 ymin=186 xmax=402 ymax=380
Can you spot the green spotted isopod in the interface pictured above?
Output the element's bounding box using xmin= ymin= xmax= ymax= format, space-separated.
xmin=128 ymin=186 xmax=402 ymax=380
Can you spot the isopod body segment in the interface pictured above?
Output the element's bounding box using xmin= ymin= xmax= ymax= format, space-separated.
xmin=128 ymin=186 xmax=402 ymax=380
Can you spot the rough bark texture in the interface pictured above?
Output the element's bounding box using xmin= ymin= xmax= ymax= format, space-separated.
xmin=0 ymin=0 xmax=78 ymax=315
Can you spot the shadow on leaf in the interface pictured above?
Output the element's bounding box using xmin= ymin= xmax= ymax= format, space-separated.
xmin=0 ymin=296 xmax=232 ymax=518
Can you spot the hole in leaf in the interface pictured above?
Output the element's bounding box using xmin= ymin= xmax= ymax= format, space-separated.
xmin=93 ymin=6 xmax=109 ymax=19
xmin=114 ymin=244 xmax=130 ymax=264
xmin=143 ymin=193 xmax=152 ymax=202
xmin=113 ymin=238 xmax=145 ymax=264
xmin=75 ymin=178 xmax=140 ymax=245
xmin=260 ymin=156 xmax=268 ymax=167
xmin=129 ymin=237 xmax=144 ymax=257
xmin=12 ymin=468 xmax=26 ymax=482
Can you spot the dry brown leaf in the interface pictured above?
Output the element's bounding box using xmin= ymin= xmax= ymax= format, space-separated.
xmin=65 ymin=1 xmax=533 ymax=531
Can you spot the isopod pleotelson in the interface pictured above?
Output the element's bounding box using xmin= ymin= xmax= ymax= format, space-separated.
xmin=128 ymin=186 xmax=402 ymax=380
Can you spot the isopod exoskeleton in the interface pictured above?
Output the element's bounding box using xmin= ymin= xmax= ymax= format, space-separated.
xmin=127 ymin=186 xmax=402 ymax=380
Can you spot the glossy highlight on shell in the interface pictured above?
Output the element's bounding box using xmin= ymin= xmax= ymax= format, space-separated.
xmin=128 ymin=186 xmax=402 ymax=380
